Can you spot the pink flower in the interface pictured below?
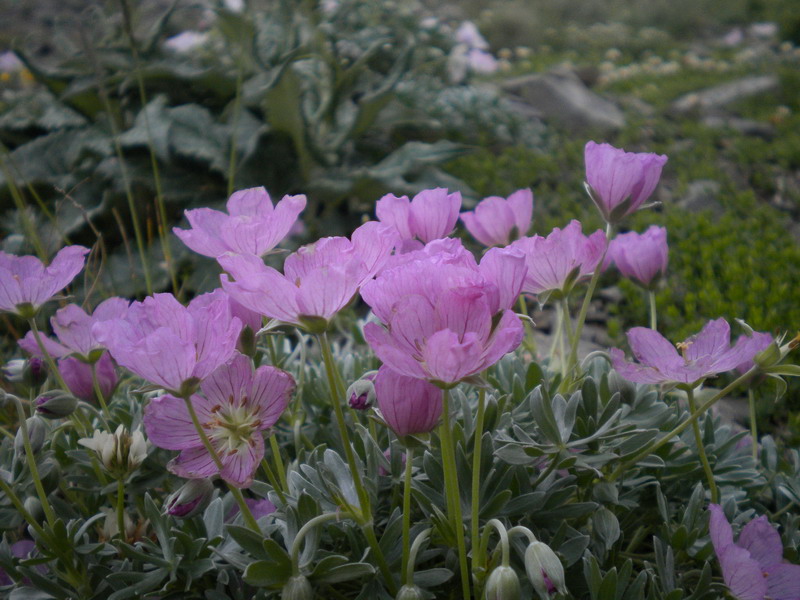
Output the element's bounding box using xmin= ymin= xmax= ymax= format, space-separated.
xmin=376 ymin=188 xmax=461 ymax=246
xmin=361 ymin=240 xmax=525 ymax=386
xmin=93 ymin=292 xmax=242 ymax=393
xmin=610 ymin=319 xmax=773 ymax=386
xmin=461 ymin=189 xmax=533 ymax=247
xmin=708 ymin=504 xmax=800 ymax=600
xmin=174 ymin=187 xmax=306 ymax=258
xmin=59 ymin=354 xmax=118 ymax=402
xmin=509 ymin=220 xmax=606 ymax=298
xmin=144 ymin=354 xmax=294 ymax=488
xmin=584 ymin=141 xmax=668 ymax=223
xmin=455 ymin=21 xmax=490 ymax=50
xmin=374 ymin=365 xmax=442 ymax=436
xmin=0 ymin=246 xmax=89 ymax=317
xmin=608 ymin=226 xmax=668 ymax=288
xmin=219 ymin=221 xmax=396 ymax=332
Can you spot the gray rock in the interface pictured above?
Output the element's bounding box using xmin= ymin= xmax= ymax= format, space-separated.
xmin=671 ymin=75 xmax=780 ymax=114
xmin=502 ymin=69 xmax=625 ymax=133
xmin=678 ymin=180 xmax=723 ymax=215
xmin=702 ymin=115 xmax=775 ymax=138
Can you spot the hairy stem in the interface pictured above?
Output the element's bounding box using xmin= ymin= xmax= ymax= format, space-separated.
xmin=687 ymin=387 xmax=718 ymax=503
xmin=401 ymin=446 xmax=415 ymax=585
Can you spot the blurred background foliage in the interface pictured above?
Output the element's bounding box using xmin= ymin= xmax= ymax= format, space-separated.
xmin=1 ymin=0 xmax=799 ymax=438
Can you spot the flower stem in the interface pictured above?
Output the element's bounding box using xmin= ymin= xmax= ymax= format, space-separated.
xmin=28 ymin=319 xmax=69 ymax=392
xmin=439 ymin=389 xmax=471 ymax=599
xmin=290 ymin=512 xmax=347 ymax=575
xmin=269 ymin=435 xmax=289 ymax=492
xmin=260 ymin=458 xmax=287 ymax=505
xmin=405 ymin=529 xmax=432 ymax=586
xmin=317 ymin=332 xmax=397 ymax=594
xmin=686 ymin=387 xmax=718 ymax=503
xmin=748 ymin=388 xmax=758 ymax=463
xmin=401 ymin=446 xmax=415 ymax=585
xmin=12 ymin=396 xmax=57 ymax=526
xmin=90 ymin=362 xmax=112 ymax=425
xmin=470 ymin=387 xmax=487 ymax=578
xmin=181 ymin=396 xmax=260 ymax=531
xmin=608 ymin=367 xmax=757 ymax=482
xmin=518 ymin=295 xmax=537 ymax=356
xmin=648 ymin=290 xmax=657 ymax=331
xmin=116 ymin=478 xmax=126 ymax=540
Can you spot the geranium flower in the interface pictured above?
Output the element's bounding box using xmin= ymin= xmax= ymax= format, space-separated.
xmin=174 ymin=187 xmax=306 ymax=258
xmin=708 ymin=504 xmax=800 ymax=600
xmin=461 ymin=189 xmax=533 ymax=247
xmin=374 ymin=365 xmax=442 ymax=436
xmin=219 ymin=221 xmax=396 ymax=332
xmin=93 ymin=292 xmax=241 ymax=394
xmin=143 ymin=354 xmax=294 ymax=488
xmin=376 ymin=188 xmax=461 ymax=249
xmin=610 ymin=319 xmax=772 ymax=386
xmin=607 ymin=226 xmax=668 ymax=289
xmin=509 ymin=220 xmax=606 ymax=299
xmin=0 ymin=246 xmax=89 ymax=317
xmin=585 ymin=141 xmax=668 ymax=223
xmin=361 ymin=239 xmax=525 ymax=386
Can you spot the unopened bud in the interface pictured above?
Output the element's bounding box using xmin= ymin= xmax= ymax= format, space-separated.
xmin=24 ymin=357 xmax=47 ymax=387
xmin=23 ymin=496 xmax=43 ymax=521
xmin=282 ymin=575 xmax=313 ymax=600
xmin=395 ymin=584 xmax=425 ymax=600
xmin=35 ymin=390 xmax=78 ymax=419
xmin=524 ymin=541 xmax=567 ymax=599
xmin=347 ymin=372 xmax=377 ymax=410
xmin=165 ymin=479 xmax=214 ymax=518
xmin=485 ymin=565 xmax=521 ymax=599
xmin=15 ymin=416 xmax=47 ymax=456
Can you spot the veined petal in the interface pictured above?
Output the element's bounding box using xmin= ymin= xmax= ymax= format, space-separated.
xmin=685 ymin=318 xmax=731 ymax=362
xmin=250 ymin=365 xmax=294 ymax=429
xmin=719 ymin=545 xmax=768 ymax=600
xmin=375 ymin=365 xmax=442 ymax=436
xmin=610 ymin=348 xmax=672 ymax=384
xmin=376 ymin=194 xmax=413 ymax=240
xmin=169 ymin=445 xmax=220 ymax=479
xmin=220 ymin=434 xmax=264 ymax=488
xmin=765 ymin=563 xmax=800 ymax=600
xmin=144 ymin=394 xmax=205 ymax=450
xmin=364 ymin=322 xmax=427 ymax=379
xmin=201 ymin=353 xmax=252 ymax=408
xmin=738 ymin=516 xmax=783 ymax=570
xmin=626 ymin=327 xmax=682 ymax=369
xmin=422 ymin=329 xmax=484 ymax=384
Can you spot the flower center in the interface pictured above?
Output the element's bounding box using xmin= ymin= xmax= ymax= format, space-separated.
xmin=205 ymin=399 xmax=262 ymax=455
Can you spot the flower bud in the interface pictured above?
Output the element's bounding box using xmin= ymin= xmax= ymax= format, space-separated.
xmin=23 ymin=496 xmax=43 ymax=521
xmin=15 ymin=416 xmax=47 ymax=456
xmin=165 ymin=479 xmax=214 ymax=518
xmin=282 ymin=575 xmax=313 ymax=600
xmin=24 ymin=357 xmax=48 ymax=387
xmin=485 ymin=565 xmax=521 ymax=599
xmin=524 ymin=541 xmax=567 ymax=599
xmin=35 ymin=390 xmax=78 ymax=419
xmin=395 ymin=584 xmax=425 ymax=600
xmin=347 ymin=371 xmax=377 ymax=410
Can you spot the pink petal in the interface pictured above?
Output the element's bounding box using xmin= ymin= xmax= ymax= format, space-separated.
xmin=685 ymin=318 xmax=731 ymax=362
xmin=376 ymin=194 xmax=413 ymax=240
xmin=226 ymin=187 xmax=273 ymax=218
xmin=295 ymin=260 xmax=362 ymax=320
xmin=626 ymin=327 xmax=682 ymax=369
xmin=218 ymin=253 xmax=301 ymax=323
xmin=479 ymin=247 xmax=527 ymax=312
xmin=364 ymin=322 xmax=428 ymax=379
xmin=738 ymin=516 xmax=783 ymax=570
xmin=708 ymin=504 xmax=735 ymax=556
xmin=174 ymin=208 xmax=230 ymax=257
xmin=720 ymin=545 xmax=768 ymax=600
xmin=351 ymin=221 xmax=398 ymax=280
xmin=19 ymin=330 xmax=71 ymax=358
xmin=408 ymin=188 xmax=461 ymax=243
xmin=386 ymin=294 xmax=436 ymax=356
xmin=433 ymin=288 xmax=492 ymax=342
xmin=283 ymin=237 xmax=354 ymax=282
xmin=249 ymin=365 xmax=294 ymax=429
xmin=375 ymin=365 xmax=442 ymax=436
xmin=765 ymin=563 xmax=800 ymax=600
xmin=200 ymin=353 xmax=252 ymax=408
xmin=506 ymin=188 xmax=534 ymax=236
xmin=219 ymin=434 xmax=264 ymax=488
xmin=462 ymin=196 xmax=516 ymax=246
xmin=51 ymin=304 xmax=94 ymax=357
xmin=609 ymin=348 xmax=672 ymax=384
xmin=169 ymin=445 xmax=220 ymax=479
xmin=144 ymin=393 xmax=206 ymax=450
xmin=188 ymin=291 xmax=242 ymax=380
xmin=480 ymin=309 xmax=524 ymax=369
xmin=422 ymin=329 xmax=484 ymax=384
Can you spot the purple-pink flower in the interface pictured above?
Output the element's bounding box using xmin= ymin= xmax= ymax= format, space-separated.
xmin=143 ymin=354 xmax=294 ymax=488
xmin=585 ymin=141 xmax=668 ymax=223
xmin=610 ymin=319 xmax=773 ymax=386
xmin=0 ymin=246 xmax=89 ymax=317
xmin=461 ymin=189 xmax=533 ymax=247
xmin=174 ymin=187 xmax=306 ymax=258
xmin=374 ymin=365 xmax=443 ymax=436
xmin=708 ymin=504 xmax=800 ymax=600
xmin=376 ymin=188 xmax=461 ymax=247
xmin=219 ymin=221 xmax=396 ymax=332
xmin=508 ymin=220 xmax=606 ymax=298
xmin=361 ymin=240 xmax=525 ymax=386
xmin=608 ymin=226 xmax=668 ymax=289
xmin=93 ymin=292 xmax=242 ymax=393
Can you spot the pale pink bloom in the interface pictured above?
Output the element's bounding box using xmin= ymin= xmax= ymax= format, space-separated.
xmin=376 ymin=188 xmax=461 ymax=245
xmin=59 ymin=355 xmax=118 ymax=402
xmin=362 ymin=240 xmax=525 ymax=385
xmin=144 ymin=354 xmax=294 ymax=488
xmin=610 ymin=319 xmax=772 ymax=386
xmin=93 ymin=292 xmax=241 ymax=393
xmin=509 ymin=220 xmax=606 ymax=297
xmin=456 ymin=21 xmax=490 ymax=50
xmin=461 ymin=189 xmax=533 ymax=247
xmin=219 ymin=221 xmax=396 ymax=331
xmin=607 ymin=226 xmax=668 ymax=289
xmin=0 ymin=246 xmax=89 ymax=316
xmin=467 ymin=48 xmax=498 ymax=74
xmin=584 ymin=142 xmax=667 ymax=223
xmin=709 ymin=504 xmax=800 ymax=600
xmin=174 ymin=187 xmax=306 ymax=258
xmin=374 ymin=366 xmax=442 ymax=436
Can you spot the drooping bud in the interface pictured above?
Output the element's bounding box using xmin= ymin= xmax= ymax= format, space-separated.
xmin=23 ymin=496 xmax=43 ymax=521
xmin=485 ymin=565 xmax=521 ymax=599
xmin=79 ymin=425 xmax=147 ymax=476
xmin=395 ymin=584 xmax=425 ymax=600
xmin=35 ymin=390 xmax=78 ymax=419
xmin=524 ymin=541 xmax=567 ymax=599
xmin=281 ymin=575 xmax=314 ymax=600
xmin=24 ymin=357 xmax=48 ymax=387
xmin=347 ymin=371 xmax=377 ymax=410
xmin=15 ymin=416 xmax=47 ymax=456
xmin=165 ymin=479 xmax=214 ymax=518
